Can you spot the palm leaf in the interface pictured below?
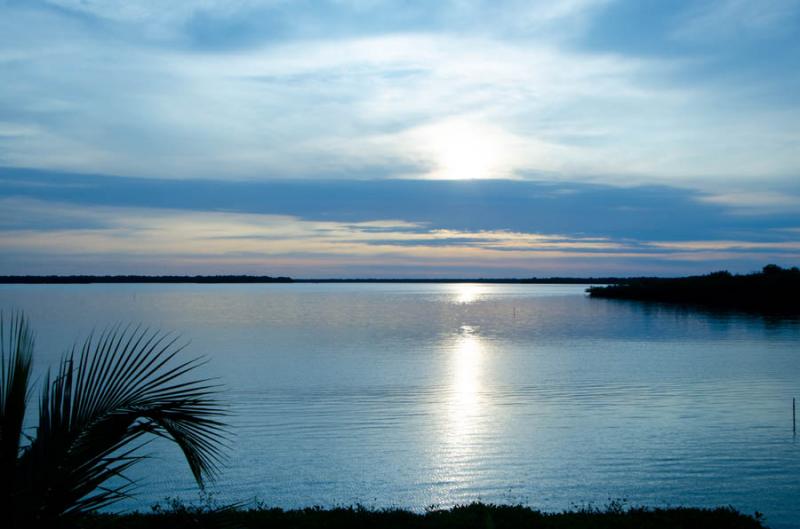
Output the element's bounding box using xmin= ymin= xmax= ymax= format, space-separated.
xmin=0 ymin=312 xmax=34 ymax=516
xmin=13 ymin=324 xmax=227 ymax=526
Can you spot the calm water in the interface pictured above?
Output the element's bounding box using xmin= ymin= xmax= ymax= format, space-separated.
xmin=2 ymin=284 xmax=799 ymax=527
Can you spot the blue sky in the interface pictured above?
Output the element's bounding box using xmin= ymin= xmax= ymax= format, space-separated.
xmin=1 ymin=0 xmax=799 ymax=276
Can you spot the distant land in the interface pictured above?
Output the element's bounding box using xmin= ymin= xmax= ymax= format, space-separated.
xmin=588 ymin=264 xmax=800 ymax=312
xmin=0 ymin=275 xmax=630 ymax=284
xmin=0 ymin=275 xmax=294 ymax=284
xmin=3 ymin=267 xmax=799 ymax=317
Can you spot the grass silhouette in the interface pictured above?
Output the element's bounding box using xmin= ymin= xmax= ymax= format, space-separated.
xmin=82 ymin=500 xmax=767 ymax=529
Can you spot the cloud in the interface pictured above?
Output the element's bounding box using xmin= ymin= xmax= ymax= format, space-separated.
xmin=1 ymin=2 xmax=800 ymax=276
xmin=672 ymin=0 xmax=800 ymax=42
xmin=2 ymin=168 xmax=760 ymax=239
xmin=2 ymin=2 xmax=798 ymax=185
xmin=2 ymin=172 xmax=799 ymax=276
xmin=42 ymin=0 xmax=610 ymax=44
xmin=698 ymin=191 xmax=800 ymax=214
xmin=0 ymin=197 xmax=639 ymax=276
xmin=647 ymin=240 xmax=800 ymax=251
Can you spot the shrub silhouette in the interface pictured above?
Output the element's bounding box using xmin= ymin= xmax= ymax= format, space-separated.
xmin=587 ymin=264 xmax=800 ymax=311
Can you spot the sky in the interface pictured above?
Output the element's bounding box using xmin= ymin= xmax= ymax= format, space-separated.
xmin=1 ymin=0 xmax=799 ymax=277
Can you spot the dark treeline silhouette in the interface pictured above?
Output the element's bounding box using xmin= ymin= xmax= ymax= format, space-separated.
xmin=0 ymin=275 xmax=626 ymax=284
xmin=588 ymin=264 xmax=800 ymax=312
xmin=0 ymin=275 xmax=293 ymax=284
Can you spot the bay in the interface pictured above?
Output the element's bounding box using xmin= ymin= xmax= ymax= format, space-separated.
xmin=2 ymin=283 xmax=798 ymax=527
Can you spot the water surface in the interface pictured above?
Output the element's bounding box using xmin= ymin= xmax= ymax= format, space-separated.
xmin=2 ymin=284 xmax=798 ymax=527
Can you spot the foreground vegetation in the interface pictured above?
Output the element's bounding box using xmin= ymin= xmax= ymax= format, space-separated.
xmin=587 ymin=264 xmax=800 ymax=312
xmin=0 ymin=314 xmax=225 ymax=529
xmin=82 ymin=501 xmax=767 ymax=529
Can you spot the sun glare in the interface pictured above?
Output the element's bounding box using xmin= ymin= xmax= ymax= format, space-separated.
xmin=449 ymin=325 xmax=483 ymax=431
xmin=452 ymin=283 xmax=483 ymax=304
xmin=424 ymin=120 xmax=510 ymax=180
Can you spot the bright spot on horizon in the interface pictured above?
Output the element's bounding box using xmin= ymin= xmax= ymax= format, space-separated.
xmin=452 ymin=284 xmax=483 ymax=304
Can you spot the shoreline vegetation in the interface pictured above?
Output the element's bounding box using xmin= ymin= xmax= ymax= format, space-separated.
xmin=0 ymin=274 xmax=294 ymax=284
xmin=0 ymin=275 xmax=626 ymax=284
xmin=81 ymin=502 xmax=767 ymax=529
xmin=587 ymin=264 xmax=800 ymax=312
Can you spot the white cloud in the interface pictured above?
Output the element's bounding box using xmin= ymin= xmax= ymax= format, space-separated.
xmin=0 ymin=23 xmax=685 ymax=180
xmin=647 ymin=240 xmax=800 ymax=251
xmin=698 ymin=191 xmax=800 ymax=214
xmin=0 ymin=1 xmax=798 ymax=189
xmin=3 ymin=197 xmax=799 ymax=276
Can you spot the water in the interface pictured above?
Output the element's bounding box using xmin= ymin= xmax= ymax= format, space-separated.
xmin=2 ymin=283 xmax=799 ymax=527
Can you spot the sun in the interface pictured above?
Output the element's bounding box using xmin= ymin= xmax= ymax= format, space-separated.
xmin=423 ymin=119 xmax=510 ymax=180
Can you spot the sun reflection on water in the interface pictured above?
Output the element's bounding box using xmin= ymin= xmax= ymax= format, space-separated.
xmin=431 ymin=324 xmax=491 ymax=499
xmin=452 ymin=284 xmax=483 ymax=304
xmin=445 ymin=325 xmax=486 ymax=449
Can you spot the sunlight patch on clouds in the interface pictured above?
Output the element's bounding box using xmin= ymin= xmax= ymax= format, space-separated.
xmin=0 ymin=1 xmax=798 ymax=187
xmin=156 ymin=34 xmax=693 ymax=181
xmin=0 ymin=198 xmax=618 ymax=259
xmin=2 ymin=198 xmax=799 ymax=275
xmin=5 ymin=6 xmax=788 ymax=184
xmin=407 ymin=119 xmax=522 ymax=180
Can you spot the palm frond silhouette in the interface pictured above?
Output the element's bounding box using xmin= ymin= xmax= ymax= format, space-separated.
xmin=0 ymin=313 xmax=226 ymax=528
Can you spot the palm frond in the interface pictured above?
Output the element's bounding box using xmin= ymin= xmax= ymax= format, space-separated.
xmin=14 ymin=325 xmax=227 ymax=525
xmin=0 ymin=312 xmax=34 ymax=515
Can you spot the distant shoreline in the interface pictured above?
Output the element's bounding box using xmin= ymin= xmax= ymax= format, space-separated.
xmin=0 ymin=275 xmax=622 ymax=285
